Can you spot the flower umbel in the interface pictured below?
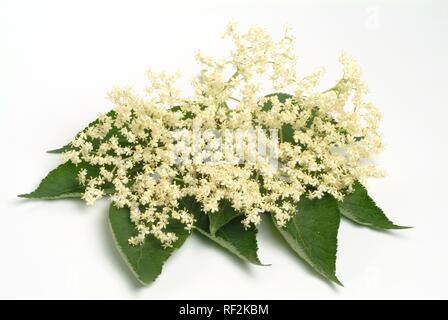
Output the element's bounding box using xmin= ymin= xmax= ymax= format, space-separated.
xmin=61 ymin=24 xmax=384 ymax=248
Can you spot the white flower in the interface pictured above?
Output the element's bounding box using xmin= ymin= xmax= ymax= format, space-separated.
xmin=63 ymin=23 xmax=383 ymax=247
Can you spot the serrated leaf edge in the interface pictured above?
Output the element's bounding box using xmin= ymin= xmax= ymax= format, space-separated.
xmin=108 ymin=215 xmax=151 ymax=285
xmin=194 ymin=226 xmax=268 ymax=266
xmin=272 ymin=210 xmax=343 ymax=286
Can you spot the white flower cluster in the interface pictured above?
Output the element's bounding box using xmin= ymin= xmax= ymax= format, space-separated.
xmin=61 ymin=23 xmax=384 ymax=247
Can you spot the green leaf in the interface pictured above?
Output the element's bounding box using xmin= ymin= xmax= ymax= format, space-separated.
xmin=195 ymin=216 xmax=266 ymax=266
xmin=170 ymin=105 xmax=195 ymax=120
xmin=180 ymin=196 xmax=208 ymax=229
xmin=338 ymin=181 xmax=410 ymax=230
xmin=208 ymin=200 xmax=241 ymax=236
xmin=46 ymin=114 xmax=109 ymax=153
xmin=47 ymin=146 xmax=70 ymax=154
xmin=47 ymin=110 xmax=124 ymax=154
xmin=261 ymin=93 xmax=295 ymax=144
xmin=180 ymin=196 xmax=265 ymax=266
xmin=109 ymin=204 xmax=190 ymax=285
xmin=18 ymin=162 xmax=94 ymax=200
xmin=305 ymin=106 xmax=319 ymax=128
xmin=261 ymin=93 xmax=292 ymax=111
xmin=273 ymin=194 xmax=342 ymax=285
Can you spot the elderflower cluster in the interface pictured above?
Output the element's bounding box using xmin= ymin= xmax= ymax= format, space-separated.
xmin=61 ymin=23 xmax=384 ymax=247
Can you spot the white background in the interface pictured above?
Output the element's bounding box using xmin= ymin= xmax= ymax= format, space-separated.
xmin=1 ymin=0 xmax=447 ymax=299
